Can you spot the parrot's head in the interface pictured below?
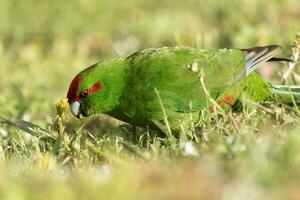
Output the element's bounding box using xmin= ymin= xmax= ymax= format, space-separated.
xmin=67 ymin=60 xmax=125 ymax=118
xmin=67 ymin=71 xmax=102 ymax=118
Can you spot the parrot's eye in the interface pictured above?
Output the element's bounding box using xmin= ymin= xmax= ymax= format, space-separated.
xmin=80 ymin=81 xmax=102 ymax=99
xmin=81 ymin=89 xmax=89 ymax=97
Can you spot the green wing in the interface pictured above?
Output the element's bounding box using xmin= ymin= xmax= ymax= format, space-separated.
xmin=117 ymin=47 xmax=246 ymax=126
xmin=127 ymin=47 xmax=244 ymax=106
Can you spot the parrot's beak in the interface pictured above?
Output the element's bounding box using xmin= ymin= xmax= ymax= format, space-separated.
xmin=70 ymin=101 xmax=81 ymax=118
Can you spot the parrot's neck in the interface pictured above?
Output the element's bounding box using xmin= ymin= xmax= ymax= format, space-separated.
xmin=91 ymin=57 xmax=129 ymax=114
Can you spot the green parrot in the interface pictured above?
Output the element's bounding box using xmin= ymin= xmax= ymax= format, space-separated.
xmin=66 ymin=45 xmax=299 ymax=132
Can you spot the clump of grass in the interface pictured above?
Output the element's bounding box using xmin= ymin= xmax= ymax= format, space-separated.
xmin=291 ymin=33 xmax=300 ymax=61
xmin=283 ymin=33 xmax=300 ymax=83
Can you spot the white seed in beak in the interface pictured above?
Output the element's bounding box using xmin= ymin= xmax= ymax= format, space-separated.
xmin=70 ymin=101 xmax=80 ymax=117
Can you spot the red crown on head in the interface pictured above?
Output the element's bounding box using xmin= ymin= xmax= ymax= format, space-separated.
xmin=67 ymin=74 xmax=81 ymax=103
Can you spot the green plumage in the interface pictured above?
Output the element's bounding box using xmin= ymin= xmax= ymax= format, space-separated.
xmin=67 ymin=46 xmax=296 ymax=132
xmin=111 ymin=47 xmax=248 ymax=130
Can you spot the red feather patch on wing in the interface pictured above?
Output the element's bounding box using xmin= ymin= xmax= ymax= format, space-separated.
xmin=218 ymin=95 xmax=234 ymax=105
xmin=209 ymin=95 xmax=235 ymax=112
xmin=67 ymin=74 xmax=81 ymax=103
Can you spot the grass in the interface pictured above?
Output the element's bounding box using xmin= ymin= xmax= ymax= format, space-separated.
xmin=0 ymin=0 xmax=300 ymax=199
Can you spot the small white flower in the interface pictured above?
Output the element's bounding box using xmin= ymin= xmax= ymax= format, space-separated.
xmin=0 ymin=128 xmax=8 ymax=137
xmin=182 ymin=141 xmax=199 ymax=156
xmin=92 ymin=164 xmax=112 ymax=183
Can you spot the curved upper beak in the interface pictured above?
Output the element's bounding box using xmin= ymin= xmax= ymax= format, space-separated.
xmin=70 ymin=101 xmax=81 ymax=118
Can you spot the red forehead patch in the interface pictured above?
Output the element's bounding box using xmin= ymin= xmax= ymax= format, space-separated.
xmin=67 ymin=74 xmax=81 ymax=103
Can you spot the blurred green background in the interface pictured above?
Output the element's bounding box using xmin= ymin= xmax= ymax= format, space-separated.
xmin=0 ymin=0 xmax=299 ymax=120
xmin=0 ymin=0 xmax=300 ymax=199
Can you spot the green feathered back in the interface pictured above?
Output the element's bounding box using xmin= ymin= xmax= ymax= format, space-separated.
xmin=111 ymin=47 xmax=249 ymax=129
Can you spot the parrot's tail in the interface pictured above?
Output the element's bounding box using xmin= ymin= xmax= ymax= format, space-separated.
xmin=243 ymin=45 xmax=283 ymax=76
xmin=270 ymin=85 xmax=300 ymax=104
